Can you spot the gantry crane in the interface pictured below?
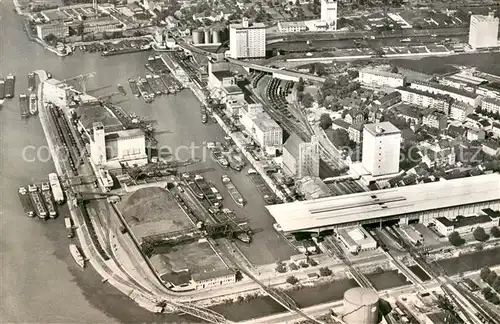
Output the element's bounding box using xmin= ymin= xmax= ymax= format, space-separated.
xmin=57 ymin=72 xmax=96 ymax=94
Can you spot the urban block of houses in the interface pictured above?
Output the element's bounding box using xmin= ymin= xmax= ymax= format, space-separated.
xmin=374 ymin=91 xmax=401 ymax=108
xmin=394 ymin=104 xmax=422 ymax=125
xmin=422 ymin=110 xmax=447 ymax=130
xmin=278 ymin=21 xmax=308 ymax=33
xmin=348 ymin=123 xmax=364 ymax=143
xmin=359 ymin=67 xmax=406 ymax=88
xmin=449 ymin=102 xmax=475 ymax=122
xmin=482 ymin=141 xmax=500 ymax=157
xmin=481 ymin=96 xmax=500 ymax=115
xmin=396 ymin=86 xmax=451 ymax=114
xmin=409 ymin=80 xmax=481 ymax=107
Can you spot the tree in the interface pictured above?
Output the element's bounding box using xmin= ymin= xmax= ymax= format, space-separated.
xmin=297 ymin=77 xmax=305 ymax=92
xmin=286 ymin=275 xmax=299 ymax=285
xmin=448 ymin=231 xmax=465 ymax=246
xmin=319 ymin=267 xmax=332 ymax=276
xmin=307 ymin=257 xmax=318 ymax=267
xmin=486 ymin=272 xmax=498 ymax=285
xmin=299 ymin=261 xmax=309 ymax=268
xmin=328 ymin=129 xmax=351 ymax=149
xmin=481 ymin=267 xmax=492 ymax=281
xmin=319 ymin=113 xmax=332 ymax=130
xmin=490 ymin=226 xmax=500 ymax=238
xmin=289 ymin=262 xmax=299 ymax=271
xmin=301 ymin=93 xmax=314 ymax=108
xmin=391 ymin=66 xmax=399 ymax=73
xmin=473 ymin=227 xmax=489 ymax=242
xmin=275 ymin=261 xmax=287 ymax=273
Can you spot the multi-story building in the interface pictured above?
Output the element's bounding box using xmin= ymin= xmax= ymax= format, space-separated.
xmin=374 ymin=91 xmax=401 ymax=108
xmin=252 ymin=118 xmax=283 ymax=153
xmin=420 ymin=147 xmax=455 ymax=169
xmin=321 ymin=0 xmax=338 ymax=30
xmin=348 ymin=123 xmax=363 ymax=143
xmin=82 ymin=18 xmax=122 ymax=34
xmin=422 ymin=111 xmax=447 ymax=130
xmin=359 ymin=68 xmax=406 ymax=88
xmin=492 ymin=122 xmax=500 ymax=138
xmin=277 ymin=21 xmax=308 ymax=33
xmin=362 ymin=122 xmax=401 ymax=176
xmin=36 ymin=23 xmax=70 ymax=40
xmin=409 ymin=80 xmax=481 ymax=107
xmin=467 ymin=127 xmax=486 ymax=141
xmin=282 ymin=133 xmax=320 ymax=178
xmin=449 ymin=102 xmax=475 ymax=122
xmin=468 ymin=13 xmax=499 ymax=49
xmin=435 ymin=214 xmax=498 ymax=237
xmin=192 ymin=269 xmax=236 ymax=290
xmin=396 ymin=86 xmax=451 ymax=113
xmin=481 ymin=96 xmax=500 ymax=115
xmin=229 ymin=18 xmax=266 ymax=59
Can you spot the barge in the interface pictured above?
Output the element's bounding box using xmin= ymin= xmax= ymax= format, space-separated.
xmin=194 ymin=175 xmax=221 ymax=208
xmin=221 ymin=175 xmax=245 ymax=207
xmin=146 ymin=74 xmax=161 ymax=96
xmin=101 ymin=47 xmax=149 ymax=57
xmin=69 ymin=244 xmax=86 ymax=268
xmin=153 ymin=75 xmax=166 ymax=94
xmin=48 ymin=173 xmax=64 ymax=204
xmin=137 ymin=78 xmax=153 ymax=103
xmin=0 ymin=78 xmax=5 ymax=100
xmin=212 ymin=149 xmax=229 ymax=168
xmin=28 ymin=72 xmax=36 ymax=91
xmin=18 ymin=187 xmax=35 ymax=217
xmin=41 ymin=182 xmax=57 ymax=218
xmin=28 ymin=184 xmax=48 ymax=219
xmin=247 ymin=169 xmax=276 ymax=205
xmin=128 ymin=78 xmax=140 ymax=98
xmin=19 ymin=93 xmax=29 ymax=117
xmin=29 ymin=93 xmax=38 ymax=115
xmin=65 ymin=217 xmax=74 ymax=238
xmin=5 ymin=74 xmax=15 ymax=98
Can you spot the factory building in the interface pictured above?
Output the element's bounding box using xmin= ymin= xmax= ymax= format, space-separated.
xmin=81 ymin=18 xmax=122 ymax=34
xmin=36 ymin=23 xmax=70 ymax=40
xmin=191 ymin=269 xmax=236 ymax=290
xmin=359 ymin=68 xmax=405 ymax=88
xmin=282 ymin=133 xmax=320 ymax=179
xmin=229 ymin=18 xmax=266 ymax=59
xmin=321 ymin=0 xmax=338 ymax=30
xmin=468 ymin=13 xmax=499 ymax=49
xmin=434 ymin=212 xmax=499 ymax=237
xmin=239 ymin=103 xmax=282 ymax=154
xmin=409 ymin=81 xmax=481 ymax=107
xmin=362 ymin=122 xmax=401 ymax=177
xmin=343 ymin=288 xmax=379 ymax=324
xmin=337 ymin=226 xmax=377 ymax=254
xmin=43 ymin=78 xmax=73 ymax=107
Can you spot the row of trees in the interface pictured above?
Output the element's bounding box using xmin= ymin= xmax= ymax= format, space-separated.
xmin=475 ymin=107 xmax=500 ymax=121
xmin=286 ymin=266 xmax=333 ymax=286
xmin=276 ymin=257 xmax=320 ymax=273
xmin=480 ymin=267 xmax=500 ymax=304
xmin=448 ymin=226 xmax=500 ymax=246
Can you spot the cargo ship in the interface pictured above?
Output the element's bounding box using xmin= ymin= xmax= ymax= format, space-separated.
xmin=194 ymin=175 xmax=221 ymax=208
xmin=146 ymin=74 xmax=161 ymax=96
xmin=29 ymin=93 xmax=38 ymax=115
xmin=48 ymin=173 xmax=65 ymax=204
xmin=65 ymin=217 xmax=74 ymax=238
xmin=19 ymin=93 xmax=29 ymax=117
xmin=117 ymin=84 xmax=126 ymax=96
xmin=28 ymin=184 xmax=48 ymax=219
xmin=221 ymin=175 xmax=245 ymax=207
xmin=212 ymin=149 xmax=229 ymax=168
xmin=18 ymin=187 xmax=35 ymax=217
xmin=5 ymin=74 xmax=15 ymax=98
xmin=28 ymin=72 xmax=36 ymax=91
xmin=137 ymin=78 xmax=153 ymax=103
xmin=41 ymin=182 xmax=57 ymax=218
xmin=128 ymin=78 xmax=140 ymax=98
xmin=0 ymin=78 xmax=5 ymax=100
xmin=153 ymin=75 xmax=166 ymax=94
xmin=69 ymin=244 xmax=86 ymax=268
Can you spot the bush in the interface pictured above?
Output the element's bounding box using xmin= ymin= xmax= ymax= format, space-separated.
xmin=490 ymin=226 xmax=500 ymax=238
xmin=319 ymin=113 xmax=332 ymax=130
xmin=481 ymin=267 xmax=492 ymax=281
xmin=473 ymin=227 xmax=489 ymax=242
xmin=307 ymin=257 xmax=318 ymax=267
xmin=301 ymin=93 xmax=314 ymax=108
xmin=486 ymin=272 xmax=498 ymax=285
xmin=299 ymin=261 xmax=309 ymax=268
xmin=289 ymin=263 xmax=299 ymax=271
xmin=448 ymin=231 xmax=465 ymax=246
xmin=276 ymin=261 xmax=287 ymax=273
xmin=319 ymin=267 xmax=332 ymax=277
xmin=286 ymin=275 xmax=299 ymax=285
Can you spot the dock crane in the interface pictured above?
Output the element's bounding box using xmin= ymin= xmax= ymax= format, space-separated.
xmin=57 ymin=72 xmax=96 ymax=94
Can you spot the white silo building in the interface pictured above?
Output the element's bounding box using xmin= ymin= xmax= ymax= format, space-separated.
xmin=342 ymin=287 xmax=379 ymax=324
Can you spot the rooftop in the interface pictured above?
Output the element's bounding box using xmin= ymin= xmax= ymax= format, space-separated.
xmin=284 ymin=132 xmax=305 ymax=158
xmin=435 ymin=214 xmax=493 ymax=228
xmin=278 ymin=21 xmax=307 ymax=28
xmin=230 ymin=22 xmax=266 ymax=29
xmin=482 ymin=96 xmax=500 ymax=106
xmin=360 ymin=67 xmax=405 ymax=79
xmin=412 ymin=80 xmax=479 ymax=99
xmin=192 ymin=268 xmax=235 ymax=282
xmin=254 ymin=118 xmax=281 ymax=132
xmin=105 ymin=128 xmax=144 ymax=141
xmin=471 ymin=14 xmax=499 ymax=22
xmin=212 ymin=70 xmax=233 ymax=81
xmin=77 ymin=102 xmax=122 ymax=131
xmin=364 ymin=122 xmax=401 ymax=136
xmin=396 ymin=86 xmax=451 ymax=101
xmin=332 ymin=119 xmax=350 ymax=130
xmin=266 ymin=173 xmax=500 ymax=232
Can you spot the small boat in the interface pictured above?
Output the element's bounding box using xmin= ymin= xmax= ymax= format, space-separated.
xmin=69 ymin=244 xmax=86 ymax=268
xmin=117 ymin=84 xmax=126 ymax=96
xmin=28 ymin=72 xmax=36 ymax=91
xmin=29 ymin=93 xmax=38 ymax=115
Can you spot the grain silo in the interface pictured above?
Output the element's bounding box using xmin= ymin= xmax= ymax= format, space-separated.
xmin=192 ymin=29 xmax=204 ymax=44
xmin=342 ymin=288 xmax=379 ymax=324
xmin=204 ymin=29 xmax=212 ymax=44
xmin=212 ymin=29 xmax=221 ymax=44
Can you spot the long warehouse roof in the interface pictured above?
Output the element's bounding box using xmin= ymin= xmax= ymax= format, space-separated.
xmin=266 ymin=173 xmax=500 ymax=232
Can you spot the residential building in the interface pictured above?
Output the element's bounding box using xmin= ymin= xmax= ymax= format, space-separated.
xmin=396 ymin=86 xmax=451 ymax=113
xmin=36 ymin=23 xmax=70 ymax=40
xmin=348 ymin=123 xmax=363 ymax=143
xmin=331 ymin=118 xmax=350 ymax=131
xmin=491 ymin=122 xmax=500 ymax=138
xmin=409 ymin=80 xmax=481 ymax=107
xmin=422 ymin=111 xmax=447 ymax=130
xmin=420 ymin=147 xmax=455 ymax=169
xmin=482 ymin=141 xmax=500 ymax=157
xmin=282 ymin=133 xmax=320 ymax=178
xmin=229 ymin=18 xmax=266 ymax=59
xmin=192 ymin=269 xmax=236 ymax=290
xmin=374 ymin=91 xmax=401 ymax=108
xmin=344 ymin=109 xmax=365 ymax=124
xmin=359 ymin=68 xmax=406 ymax=88
xmin=435 ymin=214 xmax=497 ymax=236
xmin=449 ymin=102 xmax=475 ymax=122
xmin=446 ymin=125 xmax=467 ymax=139
xmin=467 ymin=127 xmax=486 ymax=141
xmin=278 ymin=21 xmax=307 ymax=33
xmin=337 ymin=226 xmax=377 ymax=254
xmin=468 ymin=13 xmax=499 ymax=49
xmin=362 ymin=122 xmax=401 ymax=176
xmin=321 ymin=0 xmax=338 ymax=30
xmin=481 ymin=96 xmax=500 ymax=115
xmin=395 ymin=104 xmax=422 ymax=125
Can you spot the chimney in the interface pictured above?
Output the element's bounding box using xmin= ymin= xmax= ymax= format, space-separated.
xmin=376 ymin=125 xmax=384 ymax=133
xmin=242 ymin=17 xmax=249 ymax=28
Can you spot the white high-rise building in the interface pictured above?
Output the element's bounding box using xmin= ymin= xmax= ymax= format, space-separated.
xmin=362 ymin=122 xmax=401 ymax=177
xmin=321 ymin=0 xmax=338 ymax=30
xmin=229 ymin=18 xmax=266 ymax=59
xmin=91 ymin=122 xmax=107 ymax=165
xmin=468 ymin=13 xmax=499 ymax=49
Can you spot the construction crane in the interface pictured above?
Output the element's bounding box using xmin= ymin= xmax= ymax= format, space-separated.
xmin=57 ymin=72 xmax=96 ymax=94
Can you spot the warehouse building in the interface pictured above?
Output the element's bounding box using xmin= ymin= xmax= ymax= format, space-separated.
xmin=191 ymin=269 xmax=236 ymax=290
xmin=434 ymin=213 xmax=498 ymax=236
xmin=337 ymin=226 xmax=377 ymax=254
xmin=266 ymin=173 xmax=500 ymax=233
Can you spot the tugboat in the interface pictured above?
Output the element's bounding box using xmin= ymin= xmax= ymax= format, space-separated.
xmin=29 ymin=93 xmax=38 ymax=115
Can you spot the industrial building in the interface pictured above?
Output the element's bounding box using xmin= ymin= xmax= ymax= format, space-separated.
xmin=434 ymin=211 xmax=500 ymax=236
xmin=36 ymin=23 xmax=70 ymax=40
xmin=362 ymin=122 xmax=401 ymax=177
xmin=468 ymin=13 xmax=499 ymax=49
xmin=396 ymin=86 xmax=451 ymax=114
xmin=482 ymin=96 xmax=500 ymax=115
xmin=191 ymin=269 xmax=236 ymax=290
xmin=229 ymin=18 xmax=266 ymax=59
xmin=282 ymin=133 xmax=320 ymax=178
xmin=342 ymin=287 xmax=379 ymax=324
xmin=359 ymin=68 xmax=406 ymax=88
xmin=337 ymin=226 xmax=377 ymax=254
xmin=43 ymin=78 xmax=74 ymax=107
xmin=409 ymin=81 xmax=481 ymax=107
xmin=399 ymin=225 xmax=423 ymax=245
xmin=239 ymin=103 xmax=283 ymax=154
xmin=266 ymin=173 xmax=500 ymax=233
xmin=320 ymin=0 xmax=338 ymax=30
xmin=277 ymin=21 xmax=308 ymax=33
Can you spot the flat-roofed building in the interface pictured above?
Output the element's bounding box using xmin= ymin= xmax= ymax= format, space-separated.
xmin=409 ymin=81 xmax=481 ymax=107
xmin=278 ymin=21 xmax=308 ymax=33
xmin=359 ymin=68 xmax=406 ymax=88
xmin=435 ymin=214 xmax=498 ymax=236
xmin=469 ymin=14 xmax=499 ymax=49
xmin=396 ymin=86 xmax=451 ymax=113
xmin=229 ymin=18 xmax=266 ymax=59
xmin=192 ymin=269 xmax=236 ymax=290
xmin=481 ymin=96 xmax=500 ymax=115
xmin=449 ymin=102 xmax=475 ymax=121
xmin=253 ymin=118 xmax=283 ymax=153
xmin=266 ymin=173 xmax=500 ymax=233
xmin=362 ymin=122 xmax=401 ymax=177
xmin=282 ymin=133 xmax=320 ymax=178
xmin=321 ymin=0 xmax=338 ymax=30
xmin=337 ymin=226 xmax=377 ymax=254
xmin=36 ymin=23 xmax=70 ymax=40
